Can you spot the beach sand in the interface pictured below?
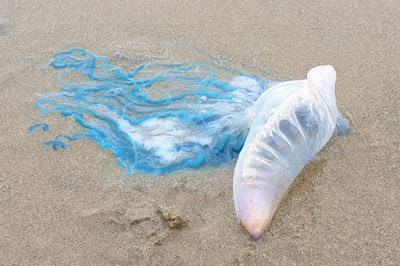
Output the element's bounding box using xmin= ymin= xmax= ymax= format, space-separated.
xmin=1 ymin=0 xmax=399 ymax=265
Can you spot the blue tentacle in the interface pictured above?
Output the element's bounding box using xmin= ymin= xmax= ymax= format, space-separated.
xmin=30 ymin=48 xmax=276 ymax=174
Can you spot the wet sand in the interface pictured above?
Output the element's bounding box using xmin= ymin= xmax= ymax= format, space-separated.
xmin=1 ymin=0 xmax=399 ymax=265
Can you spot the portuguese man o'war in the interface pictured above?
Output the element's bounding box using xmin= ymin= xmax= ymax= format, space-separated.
xmin=233 ymin=65 xmax=348 ymax=241
xmin=30 ymin=49 xmax=349 ymax=241
xmin=30 ymin=48 xmax=278 ymax=174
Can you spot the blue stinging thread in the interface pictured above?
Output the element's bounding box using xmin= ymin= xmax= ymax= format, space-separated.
xmin=31 ymin=48 xmax=274 ymax=174
xmin=28 ymin=123 xmax=49 ymax=134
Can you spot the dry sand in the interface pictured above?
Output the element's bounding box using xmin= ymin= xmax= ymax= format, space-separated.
xmin=1 ymin=0 xmax=399 ymax=265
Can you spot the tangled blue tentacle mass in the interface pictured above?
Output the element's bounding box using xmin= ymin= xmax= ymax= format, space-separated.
xmin=31 ymin=48 xmax=275 ymax=174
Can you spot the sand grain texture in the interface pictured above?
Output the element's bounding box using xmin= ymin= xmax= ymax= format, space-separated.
xmin=0 ymin=0 xmax=399 ymax=265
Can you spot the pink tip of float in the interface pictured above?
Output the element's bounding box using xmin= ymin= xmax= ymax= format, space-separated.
xmin=251 ymin=234 xmax=261 ymax=242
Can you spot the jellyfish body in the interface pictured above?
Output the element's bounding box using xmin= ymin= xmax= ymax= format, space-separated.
xmin=31 ymin=50 xmax=349 ymax=240
xmin=233 ymin=65 xmax=341 ymax=240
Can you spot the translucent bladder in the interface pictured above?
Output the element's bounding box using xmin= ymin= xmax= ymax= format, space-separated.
xmin=233 ymin=65 xmax=347 ymax=240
